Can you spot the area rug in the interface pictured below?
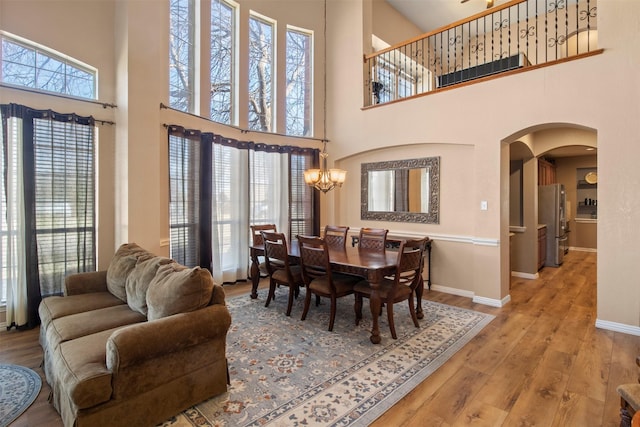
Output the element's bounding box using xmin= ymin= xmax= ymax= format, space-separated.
xmin=0 ymin=364 xmax=42 ymax=427
xmin=160 ymin=290 xmax=495 ymax=427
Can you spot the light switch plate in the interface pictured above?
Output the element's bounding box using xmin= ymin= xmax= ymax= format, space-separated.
xmin=480 ymin=200 xmax=488 ymax=211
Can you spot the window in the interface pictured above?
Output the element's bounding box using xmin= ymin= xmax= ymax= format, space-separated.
xmin=167 ymin=127 xmax=317 ymax=283
xmin=1 ymin=33 xmax=96 ymax=100
xmin=248 ymin=14 xmax=274 ymax=132
xmin=168 ymin=131 xmax=201 ymax=267
xmin=169 ymin=0 xmax=196 ymax=112
xmin=290 ymin=153 xmax=316 ymax=237
xmin=210 ymin=0 xmax=236 ymax=125
xmin=285 ymin=28 xmax=312 ymax=137
xmin=1 ymin=104 xmax=96 ymax=310
xmin=374 ymin=58 xmax=415 ymax=104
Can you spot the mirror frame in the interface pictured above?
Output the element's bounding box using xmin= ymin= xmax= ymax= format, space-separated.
xmin=361 ymin=156 xmax=440 ymax=223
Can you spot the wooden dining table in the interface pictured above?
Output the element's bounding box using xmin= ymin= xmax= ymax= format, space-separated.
xmin=250 ymin=241 xmax=399 ymax=344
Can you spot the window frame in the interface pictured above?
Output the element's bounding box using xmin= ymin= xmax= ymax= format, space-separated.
xmin=248 ymin=11 xmax=276 ymax=133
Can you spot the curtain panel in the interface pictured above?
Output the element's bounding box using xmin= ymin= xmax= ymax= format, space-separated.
xmin=1 ymin=103 xmax=96 ymax=329
xmin=167 ymin=125 xmax=319 ymax=284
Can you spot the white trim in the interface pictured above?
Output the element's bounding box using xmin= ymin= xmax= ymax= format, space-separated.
xmin=595 ymin=319 xmax=640 ymax=336
xmin=430 ymin=284 xmax=511 ymax=308
xmin=511 ymin=271 xmax=539 ymax=279
xmin=431 ymin=284 xmax=474 ymax=299
xmin=569 ymin=246 xmax=597 ymax=253
xmin=473 ymin=294 xmax=511 ymax=307
xmin=348 ymin=229 xmax=500 ymax=247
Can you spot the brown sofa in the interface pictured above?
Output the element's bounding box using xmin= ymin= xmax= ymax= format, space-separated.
xmin=38 ymin=243 xmax=232 ymax=427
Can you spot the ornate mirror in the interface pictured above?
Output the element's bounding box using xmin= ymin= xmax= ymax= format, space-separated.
xmin=361 ymin=157 xmax=439 ymax=223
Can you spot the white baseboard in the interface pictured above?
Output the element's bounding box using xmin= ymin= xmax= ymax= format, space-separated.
xmin=595 ymin=319 xmax=640 ymax=336
xmin=473 ymin=294 xmax=511 ymax=308
xmin=430 ymin=284 xmax=511 ymax=308
xmin=430 ymin=284 xmax=474 ymax=299
xmin=511 ymin=271 xmax=539 ymax=280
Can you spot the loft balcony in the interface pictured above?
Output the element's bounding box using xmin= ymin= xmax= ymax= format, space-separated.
xmin=364 ymin=0 xmax=600 ymax=107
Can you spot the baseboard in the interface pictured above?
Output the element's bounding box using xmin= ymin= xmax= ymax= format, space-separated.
xmin=511 ymin=271 xmax=539 ymax=279
xmin=595 ymin=319 xmax=640 ymax=336
xmin=473 ymin=294 xmax=511 ymax=308
xmin=430 ymin=284 xmax=475 ymax=299
xmin=430 ymin=284 xmax=511 ymax=308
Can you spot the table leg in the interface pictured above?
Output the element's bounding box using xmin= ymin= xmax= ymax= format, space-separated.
xmin=368 ymin=280 xmax=382 ymax=344
xmin=250 ymin=249 xmax=260 ymax=299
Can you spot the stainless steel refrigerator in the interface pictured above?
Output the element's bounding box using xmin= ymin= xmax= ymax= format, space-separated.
xmin=538 ymin=184 xmax=567 ymax=267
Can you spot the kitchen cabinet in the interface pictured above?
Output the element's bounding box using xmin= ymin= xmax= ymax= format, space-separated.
xmin=538 ymin=158 xmax=556 ymax=185
xmin=538 ymin=225 xmax=547 ymax=270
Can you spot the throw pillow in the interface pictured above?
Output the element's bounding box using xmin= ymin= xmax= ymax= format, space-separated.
xmin=106 ymin=243 xmax=151 ymax=302
xmin=146 ymin=263 xmax=214 ymax=321
xmin=125 ymin=255 xmax=175 ymax=316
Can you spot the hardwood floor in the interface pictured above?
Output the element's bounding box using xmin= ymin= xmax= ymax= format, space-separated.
xmin=1 ymin=250 xmax=637 ymax=426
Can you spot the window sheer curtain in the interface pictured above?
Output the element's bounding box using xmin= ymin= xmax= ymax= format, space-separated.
xmin=168 ymin=126 xmax=317 ymax=284
xmin=1 ymin=104 xmax=95 ymax=329
xmin=250 ymin=150 xmax=289 ymax=240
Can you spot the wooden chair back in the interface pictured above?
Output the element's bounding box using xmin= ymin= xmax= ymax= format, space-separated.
xmin=393 ymin=238 xmax=428 ymax=294
xmin=358 ymin=227 xmax=389 ymax=251
xmin=251 ymin=223 xmax=277 ymax=246
xmin=324 ymin=225 xmax=349 ymax=249
xmin=261 ymin=231 xmax=291 ymax=276
xmin=296 ymin=235 xmax=331 ymax=284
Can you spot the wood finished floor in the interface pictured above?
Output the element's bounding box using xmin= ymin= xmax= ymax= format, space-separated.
xmin=1 ymin=250 xmax=638 ymax=426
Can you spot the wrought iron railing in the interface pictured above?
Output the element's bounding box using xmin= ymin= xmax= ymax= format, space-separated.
xmin=364 ymin=0 xmax=598 ymax=107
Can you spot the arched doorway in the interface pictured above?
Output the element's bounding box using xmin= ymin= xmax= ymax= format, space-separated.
xmin=503 ymin=124 xmax=597 ymax=287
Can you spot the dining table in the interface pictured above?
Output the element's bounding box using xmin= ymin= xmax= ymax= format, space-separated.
xmin=250 ymin=240 xmax=403 ymax=344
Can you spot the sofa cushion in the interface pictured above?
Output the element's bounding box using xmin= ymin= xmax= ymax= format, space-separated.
xmin=39 ymin=292 xmax=125 ymax=331
xmin=106 ymin=243 xmax=153 ymax=302
xmin=46 ymin=304 xmax=147 ymax=351
xmin=54 ymin=328 xmax=119 ymax=410
xmin=146 ymin=264 xmax=214 ymax=321
xmin=126 ymin=255 xmax=175 ymax=315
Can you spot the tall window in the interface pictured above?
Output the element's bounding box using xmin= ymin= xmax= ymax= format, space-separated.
xmin=248 ymin=15 xmax=274 ymax=132
xmin=1 ymin=104 xmax=96 ymax=328
xmin=1 ymin=33 xmax=96 ymax=100
xmin=210 ymin=0 xmax=236 ymax=124
xmin=169 ymin=0 xmax=195 ymax=112
xmin=285 ymin=28 xmax=312 ymax=137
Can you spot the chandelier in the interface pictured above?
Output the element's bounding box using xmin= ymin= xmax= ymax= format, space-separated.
xmin=303 ymin=141 xmax=346 ymax=193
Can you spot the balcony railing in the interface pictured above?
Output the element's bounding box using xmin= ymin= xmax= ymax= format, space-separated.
xmin=364 ymin=0 xmax=599 ymax=107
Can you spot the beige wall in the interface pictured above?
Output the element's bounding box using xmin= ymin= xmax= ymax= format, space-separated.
xmin=1 ymin=0 xmax=639 ymax=331
xmin=327 ymin=0 xmax=640 ymax=325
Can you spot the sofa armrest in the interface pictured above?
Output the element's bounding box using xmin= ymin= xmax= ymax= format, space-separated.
xmin=64 ymin=270 xmax=108 ymax=296
xmin=106 ymin=304 xmax=231 ymax=371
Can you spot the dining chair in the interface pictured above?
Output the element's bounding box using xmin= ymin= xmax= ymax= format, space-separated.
xmin=354 ymin=237 xmax=428 ymax=339
xmin=250 ymin=224 xmax=277 ymax=277
xmin=297 ymin=235 xmax=361 ymax=331
xmin=262 ymin=231 xmax=304 ymax=316
xmin=324 ymin=225 xmax=349 ymax=250
xmin=358 ymin=227 xmax=389 ymax=251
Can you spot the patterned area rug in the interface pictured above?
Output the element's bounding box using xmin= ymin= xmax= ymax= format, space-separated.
xmin=0 ymin=364 xmax=42 ymax=427
xmin=161 ymin=290 xmax=494 ymax=427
